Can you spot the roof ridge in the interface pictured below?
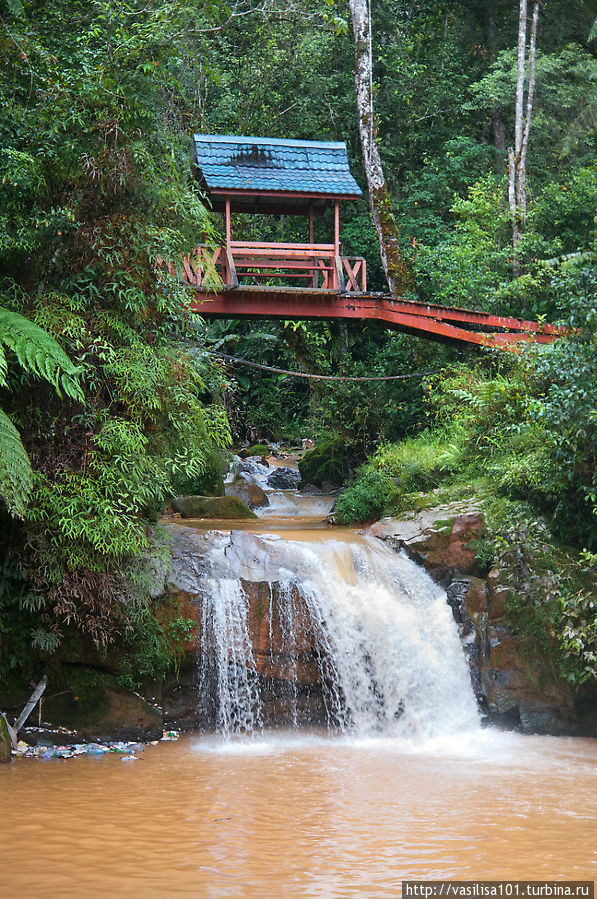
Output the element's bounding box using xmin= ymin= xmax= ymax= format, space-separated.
xmin=194 ymin=133 xmax=348 ymax=150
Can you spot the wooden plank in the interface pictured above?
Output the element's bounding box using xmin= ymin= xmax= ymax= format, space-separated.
xmin=235 ymin=272 xmax=314 ymax=279
xmin=230 ymin=241 xmax=335 ymax=251
xmin=234 ymin=260 xmax=333 ymax=271
xmin=230 ymin=247 xmax=334 ymax=257
xmin=334 ymin=255 xmax=345 ymax=292
xmin=14 ymin=676 xmax=47 ymax=733
xmin=182 ymin=258 xmax=197 ymax=285
xmin=226 ymin=248 xmax=238 ymax=288
xmin=189 ymin=288 xmax=563 ymax=348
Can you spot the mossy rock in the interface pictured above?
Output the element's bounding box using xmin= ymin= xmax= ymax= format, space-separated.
xmin=171 ymin=495 xmax=258 ymax=519
xmin=239 ymin=444 xmax=270 ymax=459
xmin=171 ymin=460 xmax=226 ymax=497
xmin=226 ymin=478 xmax=269 ymax=509
xmin=298 ymin=438 xmax=353 ymax=488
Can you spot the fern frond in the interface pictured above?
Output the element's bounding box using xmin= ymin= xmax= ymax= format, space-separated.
xmin=0 ymin=306 xmax=84 ymax=402
xmin=0 ymin=408 xmax=33 ymax=518
xmin=0 ymin=344 xmax=6 ymax=387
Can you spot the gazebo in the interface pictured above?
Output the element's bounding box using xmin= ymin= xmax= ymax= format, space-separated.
xmin=189 ymin=134 xmax=367 ymax=292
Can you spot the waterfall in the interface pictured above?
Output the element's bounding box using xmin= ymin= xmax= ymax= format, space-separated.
xmin=194 ymin=529 xmax=480 ymax=739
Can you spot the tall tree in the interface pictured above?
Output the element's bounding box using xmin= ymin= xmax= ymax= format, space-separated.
xmin=348 ymin=0 xmax=409 ymax=295
xmin=508 ymin=0 xmax=540 ymax=274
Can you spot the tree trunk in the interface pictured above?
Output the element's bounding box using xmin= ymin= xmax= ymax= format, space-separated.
xmin=485 ymin=1 xmax=506 ymax=153
xmin=348 ymin=0 xmax=409 ymax=295
xmin=517 ymin=1 xmax=540 ymax=228
xmin=507 ymin=146 xmax=521 ymax=277
xmin=514 ymin=0 xmax=528 ymax=160
xmin=507 ymin=0 xmax=540 ymax=277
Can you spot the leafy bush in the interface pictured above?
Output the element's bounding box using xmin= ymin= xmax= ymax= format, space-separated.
xmin=334 ymin=468 xmax=395 ymax=524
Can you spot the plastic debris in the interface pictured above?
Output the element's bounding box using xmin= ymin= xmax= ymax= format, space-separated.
xmin=86 ymin=743 xmax=109 ymax=754
xmin=161 ymin=729 xmax=180 ymax=741
xmin=11 ymin=737 xmax=155 ymax=760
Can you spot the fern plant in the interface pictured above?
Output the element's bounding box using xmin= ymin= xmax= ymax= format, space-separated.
xmin=0 ymin=306 xmax=83 ymax=518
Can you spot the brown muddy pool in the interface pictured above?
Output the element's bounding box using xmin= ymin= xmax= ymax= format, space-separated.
xmin=1 ymin=729 xmax=596 ymax=897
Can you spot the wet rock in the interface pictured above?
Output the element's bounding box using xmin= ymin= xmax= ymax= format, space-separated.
xmin=42 ymin=687 xmax=162 ymax=743
xmin=300 ymin=483 xmax=323 ymax=496
xmin=266 ymin=467 xmax=301 ymax=490
xmin=320 ymin=480 xmax=338 ymax=495
xmin=1 ymin=714 xmax=12 ymax=762
xmin=518 ymin=700 xmax=570 ymax=734
xmin=171 ymin=495 xmax=258 ymax=519
xmin=370 ymin=504 xmax=582 ymax=736
xmin=487 ymin=567 xmax=509 ymax=621
xmin=369 ymin=504 xmax=484 ymax=585
xmin=225 ymin=475 xmax=269 ymax=509
xmin=153 ymin=526 xmax=327 ymax=730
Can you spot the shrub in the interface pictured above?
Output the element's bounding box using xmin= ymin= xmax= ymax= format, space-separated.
xmin=334 ymin=469 xmax=396 ymax=524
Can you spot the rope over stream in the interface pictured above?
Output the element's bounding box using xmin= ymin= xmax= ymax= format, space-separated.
xmin=214 ymin=352 xmax=441 ymax=382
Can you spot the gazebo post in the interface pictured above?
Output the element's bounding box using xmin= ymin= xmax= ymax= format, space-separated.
xmin=308 ymin=204 xmax=316 ymax=288
xmin=333 ymin=199 xmax=340 ymax=289
xmin=223 ymin=196 xmax=232 ymax=286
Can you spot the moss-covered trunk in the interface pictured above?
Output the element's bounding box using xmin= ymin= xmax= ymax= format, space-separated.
xmin=348 ymin=0 xmax=410 ymax=295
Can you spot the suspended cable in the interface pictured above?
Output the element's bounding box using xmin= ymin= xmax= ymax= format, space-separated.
xmin=213 ymin=352 xmax=441 ymax=382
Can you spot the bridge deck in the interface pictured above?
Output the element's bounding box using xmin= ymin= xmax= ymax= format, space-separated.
xmin=190 ymin=286 xmax=563 ymax=349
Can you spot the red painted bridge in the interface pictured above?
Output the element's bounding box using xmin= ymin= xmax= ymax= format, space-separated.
xmin=188 ymin=286 xmax=562 ymax=351
xmin=167 ymin=244 xmax=563 ymax=349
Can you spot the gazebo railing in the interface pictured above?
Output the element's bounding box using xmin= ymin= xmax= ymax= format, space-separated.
xmin=166 ymin=243 xmax=367 ymax=293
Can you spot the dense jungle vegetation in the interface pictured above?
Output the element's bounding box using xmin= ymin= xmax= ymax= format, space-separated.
xmin=0 ymin=0 xmax=595 ymax=702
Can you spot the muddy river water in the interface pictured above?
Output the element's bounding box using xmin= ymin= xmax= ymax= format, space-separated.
xmin=2 ymin=459 xmax=595 ymax=896
xmin=1 ymin=730 xmax=596 ymax=897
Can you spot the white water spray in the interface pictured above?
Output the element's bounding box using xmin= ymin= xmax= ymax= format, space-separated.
xmin=195 ymin=530 xmax=480 ymax=739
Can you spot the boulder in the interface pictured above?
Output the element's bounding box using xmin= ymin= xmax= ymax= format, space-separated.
xmin=0 ymin=714 xmax=12 ymax=763
xmin=42 ymin=686 xmax=162 ymax=743
xmin=266 ymin=467 xmax=301 ymax=490
xmin=300 ymin=483 xmax=323 ymax=496
xmin=171 ymin=495 xmax=258 ymax=519
xmin=238 ymin=444 xmax=270 ymax=459
xmin=368 ymin=503 xmax=484 ymax=585
xmin=298 ymin=438 xmax=353 ymax=488
xmin=225 ymin=475 xmax=269 ymax=509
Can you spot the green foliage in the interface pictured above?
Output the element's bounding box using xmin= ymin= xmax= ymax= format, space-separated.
xmin=337 ymin=427 xmax=464 ymax=524
xmin=477 ymin=501 xmax=597 ymax=687
xmin=0 ymin=0 xmax=233 ymax=663
xmin=0 ymin=306 xmax=83 ymax=516
xmin=334 ymin=467 xmax=396 ymax=525
xmin=0 ymin=409 xmax=33 ymax=519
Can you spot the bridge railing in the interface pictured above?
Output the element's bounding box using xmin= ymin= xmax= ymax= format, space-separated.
xmin=165 ymin=243 xmax=367 ymax=293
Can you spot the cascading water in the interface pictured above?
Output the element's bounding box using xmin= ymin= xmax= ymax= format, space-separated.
xmin=195 ymin=528 xmax=480 ymax=739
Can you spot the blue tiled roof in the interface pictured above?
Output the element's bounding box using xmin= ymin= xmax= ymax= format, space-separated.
xmin=193 ymin=134 xmax=362 ymax=198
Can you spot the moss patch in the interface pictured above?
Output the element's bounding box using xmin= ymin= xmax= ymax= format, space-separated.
xmin=172 ymin=495 xmax=258 ymax=519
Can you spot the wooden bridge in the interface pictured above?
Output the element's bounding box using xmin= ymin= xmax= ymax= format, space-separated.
xmin=188 ymin=283 xmax=561 ymax=349
xmin=179 ymin=134 xmax=563 ymax=350
xmin=173 ymin=242 xmax=562 ymax=349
